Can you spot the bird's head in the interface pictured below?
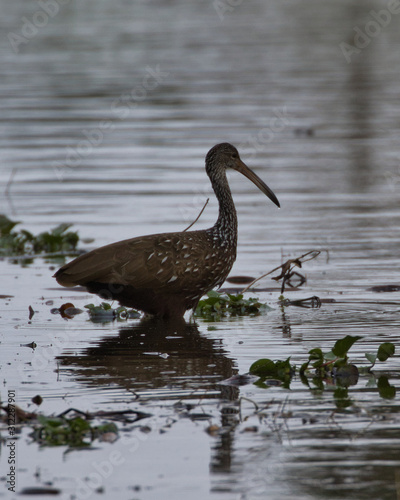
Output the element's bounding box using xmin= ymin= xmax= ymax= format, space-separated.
xmin=205 ymin=143 xmax=280 ymax=208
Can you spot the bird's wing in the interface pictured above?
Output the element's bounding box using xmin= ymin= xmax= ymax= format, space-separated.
xmin=54 ymin=230 xmax=215 ymax=292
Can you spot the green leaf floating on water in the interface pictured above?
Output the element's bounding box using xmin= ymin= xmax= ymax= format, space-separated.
xmin=365 ymin=342 xmax=395 ymax=368
xmin=365 ymin=352 xmax=377 ymax=365
xmin=249 ymin=357 xmax=294 ymax=378
xmin=377 ymin=375 xmax=396 ymax=399
xmin=334 ymin=386 xmax=352 ymax=409
xmin=308 ymin=348 xmax=323 ymax=361
xmin=0 ymin=214 xmax=20 ymax=235
xmin=331 ymin=335 xmax=363 ymax=358
xmin=249 ymin=358 xmax=276 ymax=377
xmin=377 ymin=342 xmax=395 ymax=362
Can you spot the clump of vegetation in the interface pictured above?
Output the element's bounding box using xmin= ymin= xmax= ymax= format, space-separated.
xmin=249 ymin=357 xmax=294 ymax=389
xmin=0 ymin=214 xmax=79 ymax=257
xmin=248 ymin=336 xmax=396 ymax=406
xmin=1 ymin=406 xmax=150 ymax=450
xmin=299 ymin=336 xmax=395 ymax=377
xmin=85 ymin=302 xmax=141 ymax=322
xmin=195 ymin=290 xmax=271 ymax=319
xmin=31 ymin=415 xmax=118 ymax=448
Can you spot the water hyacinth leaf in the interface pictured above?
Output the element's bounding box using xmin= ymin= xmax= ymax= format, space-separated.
xmin=308 ymin=348 xmax=323 ymax=361
xmin=311 ymin=377 xmax=325 ymax=392
xmin=377 ymin=376 xmax=396 ymax=399
xmin=299 ymin=361 xmax=310 ymax=375
xmin=0 ymin=214 xmax=20 ymax=235
xmin=332 ymin=335 xmax=362 ymax=358
xmin=312 ymin=359 xmax=324 ymax=369
xmin=365 ymin=352 xmax=377 ymax=365
xmin=334 ymin=364 xmax=359 ymax=387
xmin=249 ymin=358 xmax=294 ymax=384
xmin=227 ymin=293 xmax=242 ymax=302
xmin=309 ymin=348 xmax=324 ymax=368
xmin=51 ymin=223 xmax=73 ymax=236
xmin=84 ymin=304 xmax=96 ymax=310
xmin=299 ymin=369 xmax=310 ymax=387
xmin=253 ymin=379 xmax=272 ymax=389
xmin=275 ymin=357 xmax=294 ymax=376
xmin=249 ymin=358 xmax=276 ymax=377
xmin=334 ymin=386 xmax=352 ymax=409
xmin=20 ymin=229 xmax=34 ymax=240
xmin=333 ymin=357 xmax=349 ymax=368
xmin=377 ymin=342 xmax=395 ymax=362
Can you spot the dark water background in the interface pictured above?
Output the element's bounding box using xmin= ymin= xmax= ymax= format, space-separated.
xmin=1 ymin=1 xmax=400 ymax=499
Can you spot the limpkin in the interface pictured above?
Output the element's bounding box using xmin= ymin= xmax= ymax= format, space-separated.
xmin=54 ymin=143 xmax=280 ymax=318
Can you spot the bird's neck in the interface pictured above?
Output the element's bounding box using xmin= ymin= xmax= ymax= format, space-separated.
xmin=210 ymin=173 xmax=238 ymax=246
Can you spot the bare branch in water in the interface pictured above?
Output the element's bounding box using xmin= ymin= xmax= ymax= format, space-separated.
xmin=241 ymin=250 xmax=321 ymax=294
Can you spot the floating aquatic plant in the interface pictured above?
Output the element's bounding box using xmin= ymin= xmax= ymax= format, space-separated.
xmin=195 ymin=290 xmax=271 ymax=319
xmin=248 ymin=336 xmax=396 ymax=405
xmin=31 ymin=415 xmax=118 ymax=448
xmin=0 ymin=214 xmax=79 ymax=257
xmin=0 ymin=406 xmax=149 ymax=449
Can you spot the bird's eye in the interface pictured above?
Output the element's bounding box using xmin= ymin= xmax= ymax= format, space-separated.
xmin=231 ymin=154 xmax=238 ymax=159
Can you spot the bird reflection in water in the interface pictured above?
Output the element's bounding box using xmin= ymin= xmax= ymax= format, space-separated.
xmin=57 ymin=317 xmax=240 ymax=475
xmin=57 ymin=318 xmax=237 ymax=394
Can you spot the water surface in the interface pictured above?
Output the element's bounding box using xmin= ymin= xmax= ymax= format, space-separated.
xmin=1 ymin=1 xmax=400 ymax=499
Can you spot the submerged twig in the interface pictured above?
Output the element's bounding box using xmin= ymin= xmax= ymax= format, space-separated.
xmin=241 ymin=250 xmax=321 ymax=294
xmin=183 ymin=198 xmax=209 ymax=232
xmin=280 ymin=296 xmax=322 ymax=309
xmin=239 ymin=396 xmax=259 ymax=422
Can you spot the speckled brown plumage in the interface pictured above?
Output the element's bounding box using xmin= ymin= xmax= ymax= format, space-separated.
xmin=54 ymin=143 xmax=280 ymax=318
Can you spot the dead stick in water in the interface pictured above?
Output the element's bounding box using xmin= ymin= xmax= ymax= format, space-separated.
xmin=240 ymin=250 xmax=321 ymax=294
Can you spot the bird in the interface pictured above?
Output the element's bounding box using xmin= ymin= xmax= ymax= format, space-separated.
xmin=54 ymin=143 xmax=280 ymax=319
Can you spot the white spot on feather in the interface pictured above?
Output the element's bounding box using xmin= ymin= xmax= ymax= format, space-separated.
xmin=161 ymin=256 xmax=168 ymax=264
xmin=147 ymin=252 xmax=154 ymax=261
xmin=168 ymin=275 xmax=178 ymax=283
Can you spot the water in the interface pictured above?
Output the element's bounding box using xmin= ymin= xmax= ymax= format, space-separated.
xmin=1 ymin=0 xmax=400 ymax=499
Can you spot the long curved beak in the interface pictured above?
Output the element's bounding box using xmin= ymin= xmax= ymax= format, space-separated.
xmin=234 ymin=159 xmax=280 ymax=208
